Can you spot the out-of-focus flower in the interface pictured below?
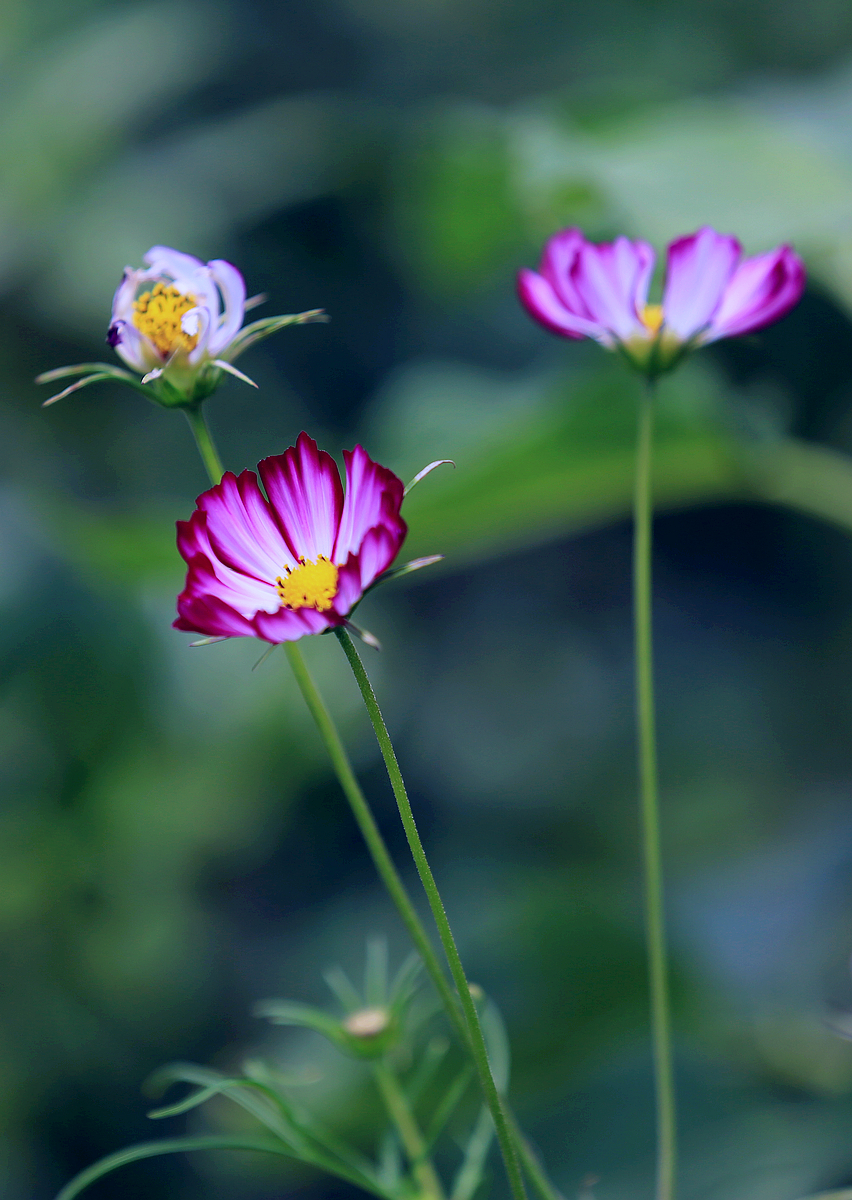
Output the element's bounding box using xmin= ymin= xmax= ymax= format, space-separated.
xmin=37 ymin=246 xmax=326 ymax=408
xmin=518 ymin=225 xmax=805 ymax=375
xmin=175 ymin=433 xmax=441 ymax=646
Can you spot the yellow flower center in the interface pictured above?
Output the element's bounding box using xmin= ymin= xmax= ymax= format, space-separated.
xmin=640 ymin=304 xmax=664 ymax=336
xmin=133 ymin=283 xmax=199 ymax=358
xmin=276 ymin=556 xmax=339 ymax=612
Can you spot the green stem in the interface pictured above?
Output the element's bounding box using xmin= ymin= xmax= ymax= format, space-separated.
xmin=373 ymin=1060 xmax=445 ymax=1200
xmin=334 ymin=627 xmax=528 ymax=1200
xmin=634 ymin=385 xmax=676 ymax=1200
xmin=185 ymin=404 xmax=226 ymax=484
xmin=283 ymin=641 xmax=467 ymax=1050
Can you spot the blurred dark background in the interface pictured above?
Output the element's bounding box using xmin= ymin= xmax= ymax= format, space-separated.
xmin=7 ymin=2 xmax=852 ymax=1199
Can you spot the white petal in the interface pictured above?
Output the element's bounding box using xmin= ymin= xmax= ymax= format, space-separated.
xmin=143 ymin=245 xmax=205 ymax=277
xmin=207 ymin=259 xmax=246 ymax=355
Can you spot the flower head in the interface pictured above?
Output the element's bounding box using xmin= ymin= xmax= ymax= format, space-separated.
xmin=108 ymin=246 xmax=247 ymax=389
xmin=518 ymin=226 xmax=805 ymax=376
xmin=174 ymin=434 xmax=409 ymax=644
xmin=37 ymin=246 xmax=326 ymax=409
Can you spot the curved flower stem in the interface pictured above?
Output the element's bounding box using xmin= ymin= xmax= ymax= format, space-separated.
xmin=185 ymin=404 xmax=226 ymax=484
xmin=282 ymin=642 xmax=467 ymax=1039
xmin=373 ymin=1059 xmax=445 ymax=1200
xmin=634 ymin=383 xmax=676 ymax=1200
xmin=334 ymin=627 xmax=528 ymax=1200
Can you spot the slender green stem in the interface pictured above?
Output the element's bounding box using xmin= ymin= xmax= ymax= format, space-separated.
xmin=334 ymin=628 xmax=528 ymax=1200
xmin=634 ymin=384 xmax=676 ymax=1200
xmin=185 ymin=404 xmax=226 ymax=484
xmin=283 ymin=641 xmax=467 ymax=1051
xmin=373 ymin=1060 xmax=445 ymax=1200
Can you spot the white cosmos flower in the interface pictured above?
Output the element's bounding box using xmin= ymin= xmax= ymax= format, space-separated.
xmin=37 ymin=246 xmax=327 ymax=409
xmin=106 ymin=246 xmax=248 ymax=386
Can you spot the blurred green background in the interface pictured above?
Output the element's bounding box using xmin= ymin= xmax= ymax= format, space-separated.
xmin=8 ymin=1 xmax=852 ymax=1198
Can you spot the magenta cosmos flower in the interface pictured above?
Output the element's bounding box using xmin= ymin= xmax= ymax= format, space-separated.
xmin=518 ymin=225 xmax=805 ymax=374
xmin=174 ymin=433 xmax=408 ymax=643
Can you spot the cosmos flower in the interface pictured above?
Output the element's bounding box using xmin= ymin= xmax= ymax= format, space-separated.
xmin=174 ymin=433 xmax=415 ymax=644
xmin=517 ymin=225 xmax=805 ymax=375
xmin=107 ymin=246 xmax=249 ymax=386
xmin=37 ymin=246 xmax=325 ymax=408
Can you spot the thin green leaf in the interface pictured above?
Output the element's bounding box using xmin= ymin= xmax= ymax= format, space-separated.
xmin=252 ymin=643 xmax=278 ymax=670
xmin=389 ymin=952 xmax=423 ymax=1014
xmin=450 ymin=1107 xmax=493 ymax=1200
xmin=424 ymin=1066 xmax=475 ymax=1151
xmin=479 ymin=999 xmax=510 ymax=1093
xmin=147 ymin=1065 xmax=392 ymax=1198
xmin=377 ymin=1129 xmax=404 ymax=1190
xmin=405 ymin=1036 xmax=451 ymax=1107
xmin=254 ymin=999 xmax=349 ymax=1047
xmin=42 ymin=372 xmax=122 ymax=407
xmin=35 ymin=362 xmax=134 ymax=385
xmin=404 ymin=460 xmax=455 ymax=496
xmin=324 ymin=964 xmax=363 ymax=1012
xmin=225 ymin=309 xmax=328 ymax=360
xmin=147 ymin=1064 xmax=294 ymax=1142
xmin=211 ymin=358 xmax=258 ymax=388
xmin=343 ymin=619 xmax=382 ymax=650
xmin=54 ymin=1135 xmax=293 ymax=1200
xmin=147 ymin=1083 xmax=226 ymax=1119
xmin=365 ymin=937 xmax=389 ymax=1006
xmin=365 ymin=556 xmax=444 ymax=595
xmin=245 ymin=1060 xmax=384 ymax=1185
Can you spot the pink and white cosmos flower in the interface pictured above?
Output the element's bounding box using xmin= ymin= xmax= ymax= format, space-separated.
xmin=174 ymin=433 xmax=408 ymax=644
xmin=518 ymin=225 xmax=805 ymax=374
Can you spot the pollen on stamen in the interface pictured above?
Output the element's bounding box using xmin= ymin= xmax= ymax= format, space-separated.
xmin=133 ymin=282 xmax=199 ymax=358
xmin=276 ymin=555 xmax=339 ymax=612
xmin=640 ymin=304 xmax=664 ymax=336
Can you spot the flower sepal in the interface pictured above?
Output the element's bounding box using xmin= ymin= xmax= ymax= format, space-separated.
xmin=616 ymin=326 xmax=690 ymax=381
xmin=220 ymin=308 xmax=328 ymax=363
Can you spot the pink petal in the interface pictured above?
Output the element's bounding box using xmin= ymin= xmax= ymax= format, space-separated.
xmin=250 ymin=603 xmax=334 ymax=643
xmin=258 ymin=433 xmax=344 ymax=563
xmin=517 ymin=268 xmax=604 ymax=340
xmin=355 ymin=525 xmax=402 ymax=590
xmin=704 ymin=245 xmax=806 ymax=342
xmin=174 ymin=585 xmax=259 ymax=638
xmin=207 ymin=259 xmax=246 ymax=355
xmin=662 ymin=227 xmax=741 ymax=340
xmin=196 ymin=470 xmax=294 ymax=582
xmin=572 ymin=236 xmax=655 ymax=341
xmin=177 ymin=512 xmax=280 ymax=616
xmin=330 ymin=555 xmax=365 ymax=618
xmin=538 ymin=227 xmax=596 ymax=315
xmin=334 ymin=445 xmax=406 ymax=565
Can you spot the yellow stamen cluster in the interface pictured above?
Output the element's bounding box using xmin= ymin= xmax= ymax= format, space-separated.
xmin=133 ymin=283 xmax=199 ymax=358
xmin=276 ymin=555 xmax=339 ymax=612
xmin=640 ymin=304 xmax=664 ymax=336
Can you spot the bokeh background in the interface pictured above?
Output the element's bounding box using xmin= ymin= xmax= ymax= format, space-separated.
xmin=8 ymin=2 xmax=852 ymax=1199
